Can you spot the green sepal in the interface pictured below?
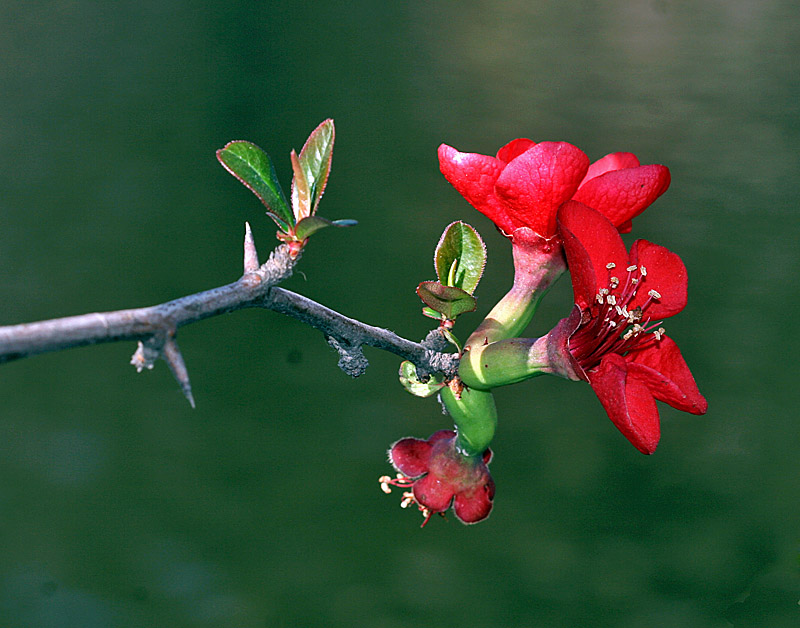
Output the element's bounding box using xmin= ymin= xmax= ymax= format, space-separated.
xmin=417 ymin=281 xmax=477 ymax=320
xmin=216 ymin=141 xmax=293 ymax=230
xmin=293 ymin=216 xmax=357 ymax=241
xmin=399 ymin=361 xmax=445 ymax=398
xmin=297 ymin=119 xmax=335 ymax=217
xmin=434 ymin=221 xmax=486 ymax=295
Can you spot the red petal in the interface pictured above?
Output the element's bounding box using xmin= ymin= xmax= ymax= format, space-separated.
xmin=580 ymin=152 xmax=640 ymax=186
xmin=453 ymin=477 xmax=495 ymax=524
xmin=626 ymin=335 xmax=708 ymax=414
xmin=588 ymin=354 xmax=661 ymax=454
xmin=628 ymin=240 xmax=688 ymax=319
xmin=428 ymin=429 xmax=456 ymax=444
xmin=389 ymin=437 xmax=432 ymax=478
xmin=557 ymin=201 xmax=628 ymax=310
xmin=438 ymin=144 xmax=520 ymax=234
xmin=413 ymin=474 xmax=456 ymax=513
xmin=495 ymin=141 xmax=590 ymax=238
xmin=496 ymin=138 xmax=536 ymax=163
xmin=573 ymin=165 xmax=671 ymax=229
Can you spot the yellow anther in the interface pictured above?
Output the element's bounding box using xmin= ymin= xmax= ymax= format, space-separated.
xmin=607 ymin=295 xmax=617 ymax=305
xmin=648 ymin=289 xmax=661 ymax=299
xmin=606 ymin=262 xmax=616 ymax=269
xmin=627 ymin=265 xmax=638 ymax=272
xmin=640 ymin=266 xmax=647 ymax=276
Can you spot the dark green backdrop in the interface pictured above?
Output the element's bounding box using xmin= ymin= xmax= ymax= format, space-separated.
xmin=1 ymin=2 xmax=798 ymax=626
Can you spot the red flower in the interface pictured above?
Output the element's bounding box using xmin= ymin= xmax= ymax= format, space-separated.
xmin=438 ymin=139 xmax=670 ymax=239
xmin=554 ymin=201 xmax=707 ymax=454
xmin=382 ymin=430 xmax=495 ymax=525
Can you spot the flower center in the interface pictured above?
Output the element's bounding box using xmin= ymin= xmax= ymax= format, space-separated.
xmin=568 ymin=262 xmax=665 ymax=371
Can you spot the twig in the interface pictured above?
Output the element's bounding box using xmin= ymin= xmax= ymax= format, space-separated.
xmin=0 ymin=224 xmax=458 ymax=403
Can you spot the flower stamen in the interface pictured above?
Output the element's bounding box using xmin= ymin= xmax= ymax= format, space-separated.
xmin=379 ymin=473 xmax=413 ymax=494
xmin=569 ymin=260 xmax=669 ymax=371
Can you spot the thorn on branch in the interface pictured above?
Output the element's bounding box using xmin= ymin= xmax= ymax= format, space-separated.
xmin=162 ymin=337 xmax=195 ymax=408
xmin=327 ymin=336 xmax=368 ymax=378
xmin=243 ymin=221 xmax=260 ymax=273
xmin=130 ymin=335 xmax=195 ymax=408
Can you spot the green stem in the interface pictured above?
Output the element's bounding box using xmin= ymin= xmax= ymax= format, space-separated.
xmin=460 ymin=309 xmax=584 ymax=390
xmin=464 ymin=229 xmax=566 ymax=349
xmin=440 ymin=385 xmax=497 ymax=457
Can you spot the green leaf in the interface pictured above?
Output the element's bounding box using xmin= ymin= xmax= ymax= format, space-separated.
xmin=441 ymin=328 xmax=462 ymax=353
xmin=434 ymin=221 xmax=487 ymax=295
xmin=399 ymin=361 xmax=445 ymax=398
xmin=293 ymin=216 xmax=357 ymax=240
xmin=297 ymin=119 xmax=335 ymax=216
xmin=217 ymin=141 xmax=293 ymax=229
xmin=416 ymin=281 xmax=477 ymax=320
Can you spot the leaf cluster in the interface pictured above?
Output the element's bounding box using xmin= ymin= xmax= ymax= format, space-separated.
xmin=216 ymin=120 xmax=355 ymax=251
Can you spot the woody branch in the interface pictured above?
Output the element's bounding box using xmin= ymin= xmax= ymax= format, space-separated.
xmin=0 ymin=224 xmax=458 ymax=406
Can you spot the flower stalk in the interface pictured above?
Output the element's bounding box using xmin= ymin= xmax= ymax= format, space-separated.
xmin=464 ymin=227 xmax=566 ymax=349
xmin=459 ymin=309 xmax=584 ymax=390
xmin=439 ymin=384 xmax=497 ymax=457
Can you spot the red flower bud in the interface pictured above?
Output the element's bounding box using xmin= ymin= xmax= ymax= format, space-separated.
xmin=381 ymin=430 xmax=495 ymax=526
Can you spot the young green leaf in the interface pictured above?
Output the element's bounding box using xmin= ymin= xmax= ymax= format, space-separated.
xmin=399 ymin=361 xmax=446 ymax=398
xmin=417 ymin=281 xmax=477 ymax=320
xmin=422 ymin=306 xmax=444 ymax=320
xmin=293 ymin=216 xmax=357 ymax=241
xmin=434 ymin=221 xmax=487 ymax=295
xmin=290 ymin=149 xmax=311 ymax=221
xmin=217 ymin=141 xmax=293 ymax=229
xmin=297 ymin=119 xmax=335 ymax=215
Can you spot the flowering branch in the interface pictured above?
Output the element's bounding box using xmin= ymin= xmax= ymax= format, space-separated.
xmin=0 ymin=223 xmax=458 ymax=406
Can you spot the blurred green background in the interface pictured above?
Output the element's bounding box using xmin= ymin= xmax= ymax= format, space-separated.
xmin=1 ymin=1 xmax=798 ymax=626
